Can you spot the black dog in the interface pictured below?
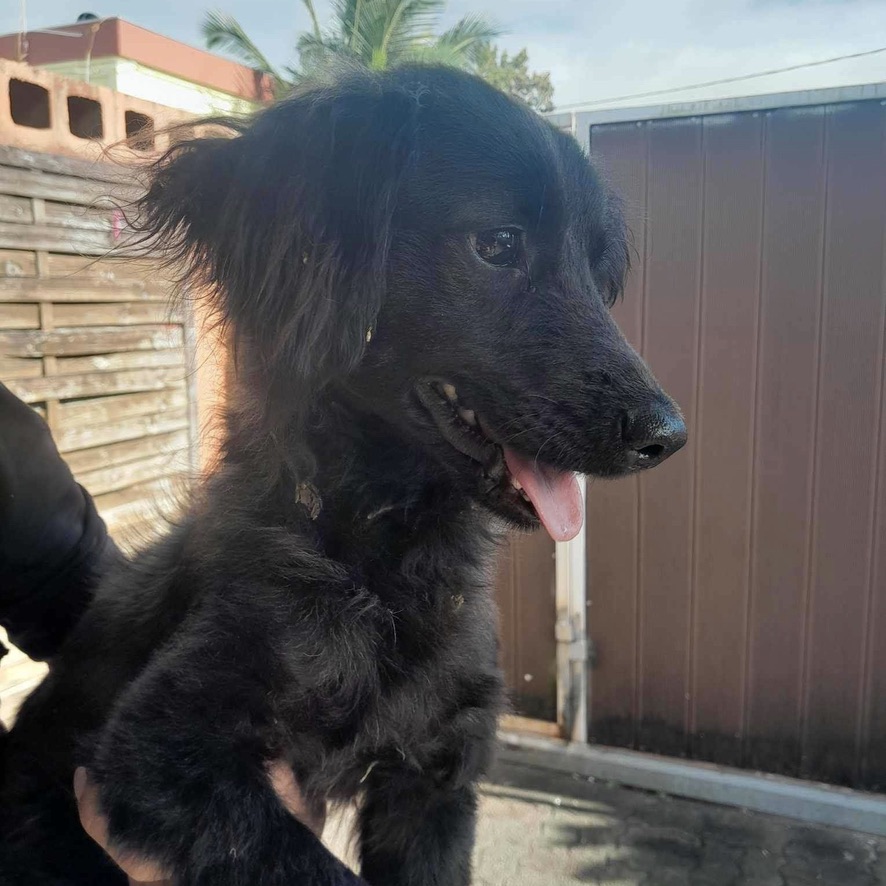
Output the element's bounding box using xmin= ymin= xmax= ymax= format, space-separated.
xmin=0 ymin=65 xmax=685 ymax=885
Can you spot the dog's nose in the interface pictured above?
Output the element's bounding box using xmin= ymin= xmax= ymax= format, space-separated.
xmin=622 ymin=402 xmax=687 ymax=468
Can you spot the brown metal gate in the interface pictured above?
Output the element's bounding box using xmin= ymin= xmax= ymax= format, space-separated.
xmin=495 ymin=532 xmax=557 ymax=722
xmin=585 ymin=98 xmax=886 ymax=789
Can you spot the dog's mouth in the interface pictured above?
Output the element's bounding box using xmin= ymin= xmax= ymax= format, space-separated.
xmin=415 ymin=381 xmax=583 ymax=542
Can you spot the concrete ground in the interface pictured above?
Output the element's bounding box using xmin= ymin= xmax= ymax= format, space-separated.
xmin=473 ymin=759 xmax=886 ymax=885
xmin=323 ymin=757 xmax=886 ymax=884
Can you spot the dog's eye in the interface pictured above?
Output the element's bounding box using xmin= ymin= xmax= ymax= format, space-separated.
xmin=473 ymin=229 xmax=521 ymax=267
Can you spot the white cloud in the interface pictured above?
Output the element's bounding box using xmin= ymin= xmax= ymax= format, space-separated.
xmin=4 ymin=0 xmax=885 ymax=110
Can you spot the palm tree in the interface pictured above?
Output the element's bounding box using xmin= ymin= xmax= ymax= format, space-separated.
xmin=203 ymin=0 xmax=500 ymax=97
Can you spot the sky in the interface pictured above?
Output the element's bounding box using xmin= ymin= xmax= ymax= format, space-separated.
xmin=5 ymin=0 xmax=886 ymax=111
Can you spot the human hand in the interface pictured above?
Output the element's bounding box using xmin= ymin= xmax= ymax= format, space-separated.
xmin=74 ymin=764 xmax=327 ymax=885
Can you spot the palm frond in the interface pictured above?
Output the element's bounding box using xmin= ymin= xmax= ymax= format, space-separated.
xmin=202 ymin=10 xmax=280 ymax=77
xmin=297 ymin=30 xmax=360 ymax=75
xmin=332 ymin=0 xmax=375 ymax=62
xmin=207 ymin=0 xmax=503 ymax=95
xmin=350 ymin=0 xmax=365 ymax=50
xmin=300 ymin=0 xmax=322 ymax=39
xmin=379 ymin=0 xmax=445 ymax=58
xmin=399 ymin=41 xmax=466 ymax=68
xmin=435 ymin=14 xmax=501 ymax=65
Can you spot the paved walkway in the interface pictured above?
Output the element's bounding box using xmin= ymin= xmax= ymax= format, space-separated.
xmin=323 ymin=757 xmax=886 ymax=884
xmin=474 ymin=760 xmax=886 ymax=885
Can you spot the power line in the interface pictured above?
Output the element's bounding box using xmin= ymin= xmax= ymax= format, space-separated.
xmin=556 ymin=45 xmax=886 ymax=112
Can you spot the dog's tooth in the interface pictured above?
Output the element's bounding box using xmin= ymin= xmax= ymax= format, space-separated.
xmin=442 ymin=384 xmax=458 ymax=402
xmin=458 ymin=407 xmax=477 ymax=426
xmin=511 ymin=477 xmax=523 ymax=491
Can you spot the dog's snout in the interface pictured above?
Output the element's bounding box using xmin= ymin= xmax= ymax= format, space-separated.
xmin=622 ymin=402 xmax=687 ymax=468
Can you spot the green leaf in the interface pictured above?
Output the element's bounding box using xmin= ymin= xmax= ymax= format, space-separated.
xmin=300 ymin=0 xmax=322 ymax=39
xmin=201 ymin=10 xmax=280 ymax=77
xmin=201 ymin=0 xmax=547 ymax=107
xmin=434 ymin=14 xmax=501 ymax=66
xmin=470 ymin=39 xmax=556 ymax=112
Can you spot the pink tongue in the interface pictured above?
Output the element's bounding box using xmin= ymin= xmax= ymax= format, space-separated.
xmin=503 ymin=448 xmax=584 ymax=542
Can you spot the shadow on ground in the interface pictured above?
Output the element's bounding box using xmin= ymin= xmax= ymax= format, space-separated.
xmin=474 ymin=758 xmax=886 ymax=885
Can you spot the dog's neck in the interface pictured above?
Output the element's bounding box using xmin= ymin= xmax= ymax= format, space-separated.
xmin=221 ymin=391 xmax=503 ymax=578
xmin=310 ymin=396 xmax=504 ymax=602
xmin=308 ymin=397 xmax=482 ymax=536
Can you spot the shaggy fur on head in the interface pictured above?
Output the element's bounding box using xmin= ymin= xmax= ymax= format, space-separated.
xmin=0 ymin=65 xmax=685 ymax=885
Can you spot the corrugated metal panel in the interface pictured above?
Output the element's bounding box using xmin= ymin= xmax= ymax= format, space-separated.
xmin=636 ymin=117 xmax=704 ymax=758
xmin=690 ymin=111 xmax=764 ymax=768
xmin=802 ymin=102 xmax=886 ymax=786
xmin=744 ymin=105 xmax=826 ymax=780
xmin=586 ymin=99 xmax=886 ymax=788
xmin=494 ymin=532 xmax=557 ymax=722
xmin=585 ymin=122 xmax=646 ymax=749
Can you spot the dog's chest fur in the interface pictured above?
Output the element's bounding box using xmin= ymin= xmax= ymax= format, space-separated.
xmin=258 ymin=506 xmax=506 ymax=801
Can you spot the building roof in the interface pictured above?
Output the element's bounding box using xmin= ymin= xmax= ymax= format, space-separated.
xmin=0 ymin=17 xmax=273 ymax=103
xmin=549 ymin=80 xmax=886 ymax=151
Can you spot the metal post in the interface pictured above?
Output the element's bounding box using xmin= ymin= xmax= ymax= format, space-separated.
xmin=555 ymin=475 xmax=588 ymax=744
xmin=573 ymin=112 xmax=591 ymax=155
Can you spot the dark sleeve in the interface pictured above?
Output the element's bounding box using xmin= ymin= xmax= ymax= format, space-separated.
xmin=0 ymin=486 xmax=122 ymax=661
xmin=0 ymin=382 xmax=124 ymax=661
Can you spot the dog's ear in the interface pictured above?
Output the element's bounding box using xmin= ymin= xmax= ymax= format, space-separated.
xmin=594 ymin=193 xmax=631 ymax=308
xmin=135 ymin=77 xmax=419 ymax=411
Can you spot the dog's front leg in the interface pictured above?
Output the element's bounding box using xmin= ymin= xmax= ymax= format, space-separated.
xmin=359 ymin=771 xmax=478 ymax=886
xmin=87 ymin=632 xmax=360 ymax=886
xmin=358 ymin=675 xmax=501 ymax=886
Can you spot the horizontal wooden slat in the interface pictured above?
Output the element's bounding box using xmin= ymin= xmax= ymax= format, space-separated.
xmin=0 ymin=355 xmax=42 ymax=379
xmin=57 ymin=348 xmax=185 ymax=374
xmin=65 ymin=429 xmax=191 ymax=474
xmin=45 ymin=254 xmax=178 ymax=287
xmin=0 ymin=163 xmax=139 ymax=207
xmin=0 ymin=249 xmax=37 ymax=277
xmin=44 ymin=201 xmax=113 ymax=233
xmin=0 ymin=324 xmax=182 ymax=356
xmin=0 ymin=276 xmax=169 ymax=303
xmin=58 ymin=411 xmax=189 ymax=453
xmin=97 ymin=477 xmax=185 ymax=528
xmin=97 ymin=476 xmax=180 ymax=511
xmin=52 ymin=302 xmax=179 ymax=327
xmin=0 ymin=304 xmax=39 ymax=329
xmin=58 ymin=388 xmax=188 ymax=426
xmin=499 ymin=715 xmax=562 ymax=738
xmin=104 ymin=508 xmax=172 ymax=541
xmin=0 ymin=221 xmax=114 ymax=255
xmin=111 ymin=519 xmax=169 ymax=556
xmin=0 ymin=194 xmax=33 ymax=224
xmin=78 ymin=452 xmax=188 ymax=496
xmin=7 ymin=367 xmax=184 ymax=404
xmin=106 ymin=509 xmax=170 ymax=538
xmin=0 ymin=144 xmax=144 ymax=187
xmin=0 ymin=153 xmax=199 ymax=590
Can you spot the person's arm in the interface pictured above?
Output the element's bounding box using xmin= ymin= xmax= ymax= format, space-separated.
xmin=74 ymin=763 xmax=331 ymax=886
xmin=0 ymin=383 xmax=122 ymax=660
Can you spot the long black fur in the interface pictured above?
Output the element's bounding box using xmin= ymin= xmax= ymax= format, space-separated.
xmin=0 ymin=65 xmax=683 ymax=885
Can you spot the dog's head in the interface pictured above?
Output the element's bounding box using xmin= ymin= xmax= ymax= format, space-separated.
xmin=137 ymin=65 xmax=686 ymax=541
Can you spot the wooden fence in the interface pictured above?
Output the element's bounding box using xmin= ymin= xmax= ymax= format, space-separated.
xmin=0 ymin=144 xmax=198 ymax=725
